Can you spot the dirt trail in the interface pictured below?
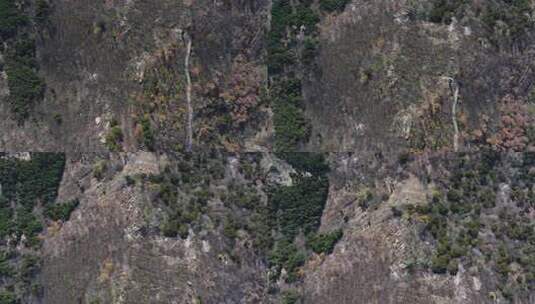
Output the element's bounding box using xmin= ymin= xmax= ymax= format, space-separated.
xmin=183 ymin=31 xmax=193 ymax=152
xmin=443 ymin=77 xmax=460 ymax=152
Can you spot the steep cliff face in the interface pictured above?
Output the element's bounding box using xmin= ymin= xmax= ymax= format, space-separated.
xmin=1 ymin=0 xmax=533 ymax=154
xmin=304 ymin=0 xmax=535 ymax=154
xmin=0 ymin=0 xmax=534 ymax=304
xmin=1 ymin=0 xmax=270 ymax=152
xmin=40 ymin=152 xmax=283 ymax=303
xmin=0 ymin=151 xmax=530 ymax=304
xmin=41 ymin=153 xmax=269 ymax=303
xmin=303 ymin=152 xmax=535 ymax=304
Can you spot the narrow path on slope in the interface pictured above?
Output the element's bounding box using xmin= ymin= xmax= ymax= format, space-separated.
xmin=451 ymin=81 xmax=460 ymax=152
xmin=443 ymin=77 xmax=460 ymax=152
xmin=183 ymin=31 xmax=193 ymax=152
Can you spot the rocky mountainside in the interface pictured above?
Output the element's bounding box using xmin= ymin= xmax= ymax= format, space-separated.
xmin=0 ymin=1 xmax=534 ymax=304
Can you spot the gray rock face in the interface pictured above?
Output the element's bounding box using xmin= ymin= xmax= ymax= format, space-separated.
xmin=0 ymin=1 xmax=534 ymax=303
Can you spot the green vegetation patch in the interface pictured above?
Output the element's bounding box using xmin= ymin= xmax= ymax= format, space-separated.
xmin=270 ymin=78 xmax=310 ymax=151
xmin=0 ymin=153 xmax=65 ymax=209
xmin=319 ymin=0 xmax=352 ymax=13
xmin=307 ymin=229 xmax=343 ymax=255
xmin=281 ymin=289 xmax=301 ymax=304
xmin=105 ymin=119 xmax=124 ymax=151
xmin=423 ymin=0 xmax=534 ymax=44
xmin=0 ymin=0 xmax=28 ymax=40
xmin=268 ymin=240 xmax=306 ymax=283
xmin=266 ymin=153 xmax=339 ymax=283
xmin=268 ymin=1 xmax=325 ymax=151
xmin=145 ymin=152 xmax=339 ymax=288
xmin=0 ymin=290 xmax=16 ymax=304
xmin=45 ymin=199 xmax=79 ymax=222
xmin=268 ymin=1 xmax=348 ymax=150
xmin=0 ymin=1 xmax=48 ymax=122
xmin=0 ymin=153 xmax=65 ymax=243
xmin=5 ymin=58 xmax=45 ymax=122
xmin=139 ymin=115 xmax=155 ymax=151
xmin=0 ymin=153 xmax=66 ymax=302
xmin=404 ymin=152 xmax=535 ymax=298
xmin=481 ymin=0 xmax=533 ymax=41
xmin=146 ymin=153 xmax=226 ymax=239
xmin=35 ymin=0 xmax=51 ymax=24
xmin=269 ymin=170 xmax=329 ymax=240
xmin=427 ymin=0 xmax=468 ymax=24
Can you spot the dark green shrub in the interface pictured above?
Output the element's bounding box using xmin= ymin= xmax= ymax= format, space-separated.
xmin=5 ymin=58 xmax=45 ymax=122
xmin=267 ymin=48 xmax=296 ymax=75
xmin=93 ymin=160 xmax=107 ymax=180
xmin=249 ymin=210 xmax=274 ymax=253
xmin=105 ymin=120 xmax=124 ymax=151
xmin=277 ymin=152 xmax=329 ymax=176
xmin=45 ymin=199 xmax=79 ymax=222
xmin=282 ymin=289 xmax=300 ymax=304
xmin=446 ymin=189 xmax=462 ymax=203
xmin=124 ymin=175 xmax=135 ymax=186
xmin=11 ymin=38 xmax=37 ymax=66
xmin=161 ymin=218 xmax=188 ymax=239
xmin=53 ymin=113 xmax=62 ymax=125
xmin=302 ymin=37 xmax=318 ymax=65
xmin=20 ymin=254 xmax=39 ymax=282
xmin=496 ymin=245 xmax=511 ymax=277
xmin=157 ymin=181 xmax=177 ymax=206
xmin=527 ymin=125 xmax=535 ymax=143
xmin=89 ymin=299 xmax=102 ymax=304
xmin=0 ymin=0 xmax=27 ymax=40
xmin=0 ymin=290 xmax=16 ymax=304
xmin=431 ymin=254 xmax=450 ymax=274
xmin=0 ymin=154 xmax=66 ymax=300
xmin=15 ymin=208 xmax=43 ymax=246
xmin=0 ymin=251 xmax=14 ymax=277
xmin=264 ymin=154 xmax=330 ymax=282
xmin=291 ymin=5 xmax=320 ymax=33
xmin=480 ymin=189 xmax=496 ymax=208
xmin=319 ymin=0 xmax=351 ymax=13
xmin=391 ymin=206 xmax=403 ymax=217
xmin=465 ymin=219 xmax=480 ymax=239
xmin=268 ymin=240 xmax=305 ymax=282
xmin=431 ymin=202 xmax=449 ymax=216
xmin=223 ymin=216 xmax=239 ymax=240
xmin=307 ymin=229 xmax=343 ymax=254
xmin=269 ymin=174 xmax=328 ymax=239
xmin=1 ymin=0 xmax=50 ymax=121
xmin=0 ymin=196 xmax=13 ymax=237
xmin=428 ymin=0 xmax=466 ymax=24
xmin=35 ymin=0 xmax=51 ymax=23
xmin=268 ymin=1 xmax=317 ymax=150
xmin=273 ymin=79 xmax=302 ymax=98
xmin=482 ymin=0 xmax=533 ymax=40
xmin=273 ymin=100 xmax=310 ymax=151
xmin=447 ymin=259 xmax=459 ymax=275
xmin=398 ymin=152 xmax=411 ymax=165
xmin=271 ymin=0 xmax=293 ymax=33
xmin=161 ymin=219 xmax=178 ymax=238
xmin=426 ymin=214 xmax=447 ymax=239
xmin=139 ymin=115 xmax=155 ymax=151
xmin=0 ymin=153 xmax=65 ymax=206
xmin=357 ymin=188 xmax=373 ymax=210
xmin=449 ymin=242 xmax=466 ymax=258
xmin=177 ymin=223 xmax=189 ymax=239
xmin=506 ymin=222 xmax=531 ymax=241
xmin=285 ymin=250 xmax=305 ymax=282
xmin=268 ymin=153 xmax=329 ymax=239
